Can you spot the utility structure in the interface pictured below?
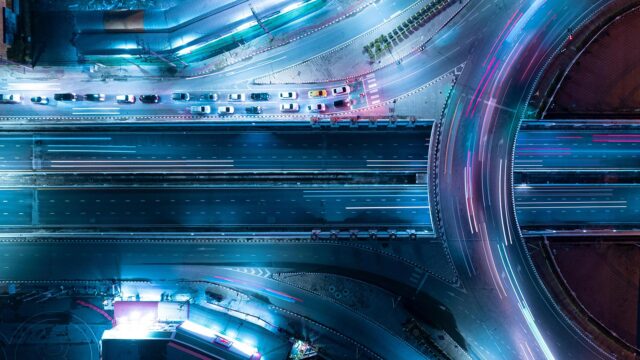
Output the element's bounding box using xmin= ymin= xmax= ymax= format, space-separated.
xmin=249 ymin=2 xmax=274 ymax=40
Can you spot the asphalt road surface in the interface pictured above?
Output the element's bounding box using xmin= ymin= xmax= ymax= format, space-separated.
xmin=0 ymin=185 xmax=432 ymax=232
xmin=0 ymin=127 xmax=430 ymax=173
xmin=515 ymin=184 xmax=640 ymax=229
xmin=515 ymin=129 xmax=640 ymax=172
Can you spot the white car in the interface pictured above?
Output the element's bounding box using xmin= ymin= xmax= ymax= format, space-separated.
xmin=116 ymin=95 xmax=136 ymax=104
xmin=280 ymin=103 xmax=300 ymax=112
xmin=0 ymin=94 xmax=21 ymax=104
xmin=218 ymin=106 xmax=235 ymax=115
xmin=331 ymin=85 xmax=351 ymax=95
xmin=228 ymin=93 xmax=245 ymax=102
xmin=190 ymin=105 xmax=211 ymax=114
xmin=279 ymin=91 xmax=298 ymax=100
xmin=307 ymin=103 xmax=326 ymax=112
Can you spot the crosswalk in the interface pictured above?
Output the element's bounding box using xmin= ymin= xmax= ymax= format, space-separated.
xmin=365 ymin=73 xmax=381 ymax=105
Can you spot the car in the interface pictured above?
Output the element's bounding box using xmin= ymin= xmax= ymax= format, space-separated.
xmin=307 ymin=103 xmax=326 ymax=112
xmin=116 ymin=94 xmax=136 ymax=104
xmin=280 ymin=103 xmax=300 ymax=112
xmin=84 ymin=93 xmax=106 ymax=101
xmin=54 ymin=93 xmax=78 ymax=101
xmin=190 ymin=105 xmax=211 ymax=114
xmin=0 ymin=94 xmax=21 ymax=104
xmin=245 ymin=106 xmax=263 ymax=114
xmin=333 ymin=99 xmax=352 ymax=108
xmin=278 ymin=91 xmax=298 ymax=100
xmin=308 ymin=89 xmax=328 ymax=98
xmin=228 ymin=93 xmax=246 ymax=101
xmin=139 ymin=94 xmax=160 ymax=103
xmin=217 ymin=106 xmax=235 ymax=115
xmin=200 ymin=93 xmax=219 ymax=101
xmin=331 ymin=85 xmax=351 ymax=95
xmin=30 ymin=96 xmax=49 ymax=105
xmin=172 ymin=92 xmax=190 ymax=101
xmin=250 ymin=93 xmax=270 ymax=101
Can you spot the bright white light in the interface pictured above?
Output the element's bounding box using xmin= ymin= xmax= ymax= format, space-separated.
xmin=179 ymin=321 xmax=258 ymax=356
xmin=129 ymin=311 xmax=141 ymax=321
xmin=521 ymin=306 xmax=556 ymax=360
xmin=232 ymin=339 xmax=259 ymax=356
xmin=224 ymin=328 xmax=238 ymax=339
xmin=180 ymin=320 xmax=217 ymax=338
xmin=114 ymin=42 xmax=139 ymax=50
xmin=234 ymin=20 xmax=257 ymax=32
xmin=281 ymin=2 xmax=303 ymax=13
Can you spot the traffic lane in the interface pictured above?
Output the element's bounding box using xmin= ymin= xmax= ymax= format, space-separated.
xmin=22 ymin=186 xmax=432 ymax=230
xmin=515 ymin=184 xmax=640 ymax=228
xmin=0 ymin=90 xmax=371 ymax=117
xmin=35 ymin=129 xmax=429 ymax=172
xmin=358 ymin=0 xmax=490 ymax=104
xmin=184 ymin=0 xmax=421 ymax=83
xmin=0 ymin=189 xmax=32 ymax=225
xmin=435 ymin=0 xmax=611 ymax=358
xmin=0 ymin=136 xmax=33 ymax=170
xmin=515 ymin=130 xmax=640 ymax=171
xmin=0 ymin=40 xmax=464 ymax=119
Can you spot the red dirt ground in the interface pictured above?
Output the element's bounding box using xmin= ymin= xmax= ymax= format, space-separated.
xmin=552 ymin=7 xmax=640 ymax=113
xmin=550 ymin=243 xmax=640 ymax=347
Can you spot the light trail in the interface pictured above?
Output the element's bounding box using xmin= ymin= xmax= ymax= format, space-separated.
xmin=345 ymin=206 xmax=429 ymax=210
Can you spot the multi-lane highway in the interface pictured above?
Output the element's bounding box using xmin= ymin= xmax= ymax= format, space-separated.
xmin=0 ymin=185 xmax=432 ymax=231
xmin=515 ymin=184 xmax=640 ymax=229
xmin=0 ymin=126 xmax=430 ymax=173
xmin=515 ymin=128 xmax=640 ymax=172
xmin=513 ymin=126 xmax=640 ymax=232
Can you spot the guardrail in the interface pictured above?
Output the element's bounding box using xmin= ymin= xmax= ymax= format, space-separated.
xmin=0 ymin=115 xmax=434 ymax=128
xmin=0 ymin=230 xmax=435 ymax=243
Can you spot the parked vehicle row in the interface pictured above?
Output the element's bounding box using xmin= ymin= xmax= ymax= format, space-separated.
xmin=1 ymin=86 xmax=354 ymax=114
xmin=189 ymin=105 xmax=266 ymax=115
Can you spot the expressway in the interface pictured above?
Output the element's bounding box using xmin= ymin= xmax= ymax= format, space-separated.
xmin=0 ymin=126 xmax=430 ymax=173
xmin=0 ymin=185 xmax=432 ymax=232
xmin=515 ymin=184 xmax=640 ymax=230
xmin=515 ymin=128 xmax=640 ymax=172
xmin=514 ymin=126 xmax=640 ymax=231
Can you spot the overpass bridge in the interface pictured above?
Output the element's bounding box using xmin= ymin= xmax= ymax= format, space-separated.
xmin=514 ymin=120 xmax=640 ymax=235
